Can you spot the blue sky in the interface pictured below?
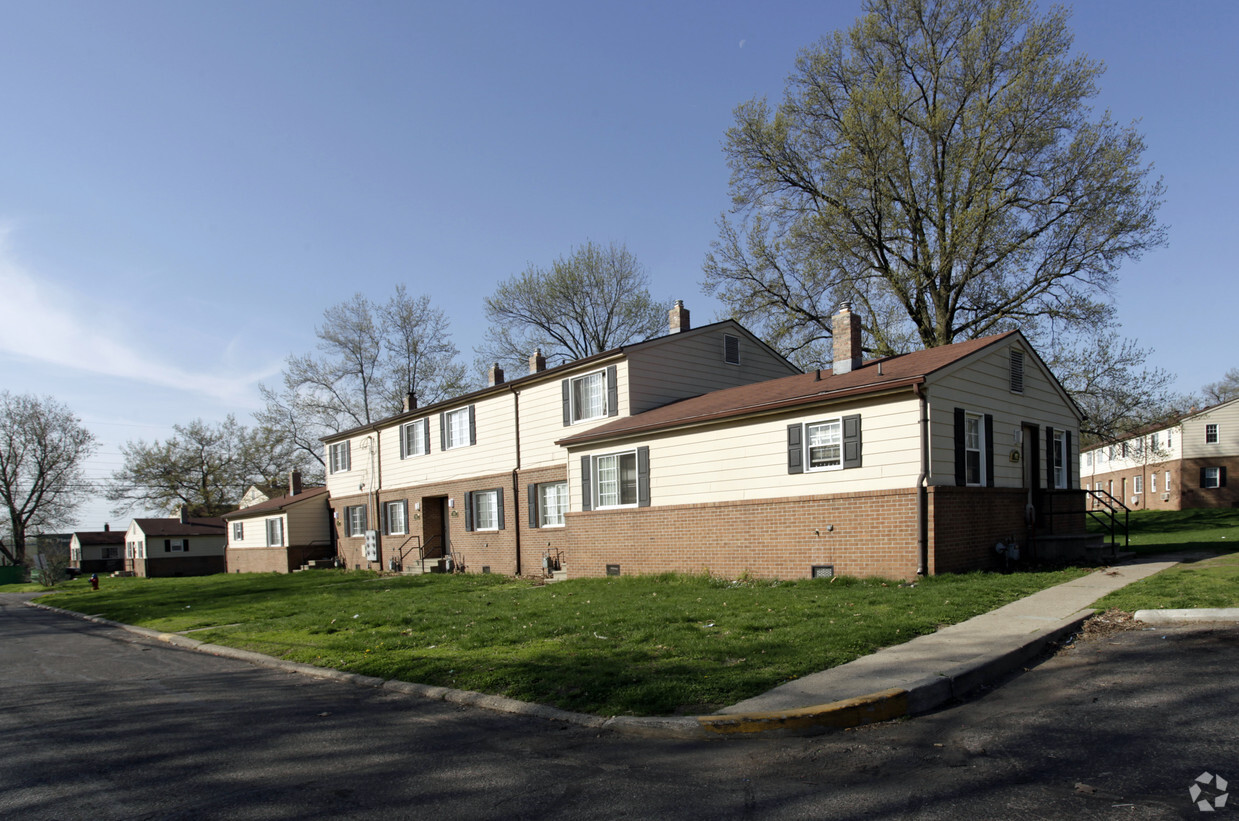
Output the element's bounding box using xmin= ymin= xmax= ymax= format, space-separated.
xmin=1 ymin=0 xmax=1235 ymax=531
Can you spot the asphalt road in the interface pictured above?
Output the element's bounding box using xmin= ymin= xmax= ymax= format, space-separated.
xmin=2 ymin=593 xmax=1236 ymax=820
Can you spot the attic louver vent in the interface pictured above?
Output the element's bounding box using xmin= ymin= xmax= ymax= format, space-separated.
xmin=1009 ymin=349 xmax=1025 ymax=394
xmin=724 ymin=334 xmax=740 ymax=365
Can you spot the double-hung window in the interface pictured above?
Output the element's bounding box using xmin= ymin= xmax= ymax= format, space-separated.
xmin=570 ymin=370 xmax=606 ymax=423
xmin=401 ymin=419 xmax=429 ymax=458
xmin=965 ymin=414 xmax=984 ymax=486
xmin=1206 ymin=424 xmax=1220 ymax=444
xmin=165 ymin=539 xmax=188 ymax=553
xmin=329 ymin=441 xmax=351 ymax=473
xmin=266 ymin=517 xmax=284 ymax=547
xmin=1151 ymin=472 xmax=1158 ymax=493
xmin=806 ymin=419 xmax=843 ymax=471
xmin=101 ymin=547 xmax=118 ymax=560
xmin=465 ymin=489 xmax=501 ymax=531
xmin=595 ymin=451 xmax=638 ymax=508
xmin=563 ymin=366 xmax=618 ymax=425
xmin=530 ymin=482 xmax=568 ymax=528
xmin=1052 ymin=430 xmax=1067 ymax=489
xmin=1202 ymin=467 xmax=1224 ymax=489
xmin=1133 ymin=475 xmax=1143 ymax=495
xmin=385 ymin=500 xmax=408 ymax=535
xmin=232 ymin=522 xmax=244 ymax=542
xmin=345 ymin=505 xmax=367 ymax=537
xmin=443 ymin=407 xmax=474 ymax=450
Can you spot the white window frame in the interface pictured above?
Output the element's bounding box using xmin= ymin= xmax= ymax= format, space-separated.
xmin=232 ymin=522 xmax=244 ymax=542
xmin=445 ymin=408 xmax=471 ymax=450
xmin=265 ymin=517 xmax=284 ymax=547
xmin=1166 ymin=471 xmax=1172 ymax=491
xmin=538 ymin=482 xmax=568 ymax=528
xmin=401 ymin=419 xmax=427 ymax=459
xmin=101 ymin=547 xmax=118 ymax=560
xmin=594 ymin=451 xmax=639 ymax=509
xmin=1151 ymin=472 xmax=1158 ymax=493
xmin=1052 ymin=430 xmax=1067 ymax=489
xmin=1203 ymin=467 xmax=1221 ymax=489
xmin=385 ymin=500 xmax=408 ymax=535
xmin=805 ymin=418 xmax=844 ymax=472
xmin=569 ymin=369 xmax=608 ymax=424
xmin=1151 ymin=432 xmax=1160 ymax=451
xmin=167 ymin=539 xmax=188 ymax=553
xmin=1206 ymin=424 xmax=1220 ymax=444
xmin=345 ymin=505 xmax=367 ymax=537
xmin=965 ymin=413 xmax=985 ymax=487
xmin=1133 ymin=475 xmax=1143 ymax=495
xmin=1085 ymin=451 xmax=1092 ymax=467
xmin=472 ymin=489 xmax=499 ymax=531
xmin=329 ymin=441 xmax=351 ymax=474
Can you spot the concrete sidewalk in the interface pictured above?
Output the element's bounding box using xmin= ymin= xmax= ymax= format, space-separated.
xmin=696 ymin=555 xmax=1182 ymax=734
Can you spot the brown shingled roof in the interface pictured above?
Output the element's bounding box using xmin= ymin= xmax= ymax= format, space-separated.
xmin=133 ymin=517 xmax=226 ymax=537
xmin=557 ymin=332 xmax=1019 ymax=447
xmin=221 ymin=486 xmax=328 ymax=520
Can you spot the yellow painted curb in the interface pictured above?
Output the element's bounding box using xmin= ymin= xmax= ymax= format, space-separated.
xmin=697 ymin=687 xmax=910 ymax=735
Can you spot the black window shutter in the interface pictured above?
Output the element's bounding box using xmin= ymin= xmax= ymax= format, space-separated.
xmin=606 ymin=365 xmax=619 ymax=417
xmin=562 ymin=380 xmax=571 ymax=426
xmin=345 ymin=442 xmax=351 ymax=472
xmin=637 ymin=446 xmax=650 ymax=507
xmin=984 ymin=414 xmax=995 ymax=487
xmin=1222 ymin=467 xmax=1228 ymax=487
xmin=1200 ymin=467 xmax=1208 ymax=488
xmin=440 ymin=412 xmax=447 ymax=451
xmin=423 ymin=421 xmax=431 ymax=455
xmin=1065 ymin=431 xmax=1074 ymax=489
xmin=399 ymin=426 xmax=407 ymax=459
xmin=401 ymin=500 xmax=409 ymax=528
xmin=842 ymin=414 xmax=862 ymax=468
xmin=1045 ymin=426 xmax=1054 ymax=490
xmin=787 ymin=424 xmax=803 ymax=474
xmin=164 ymin=539 xmax=171 ymax=552
xmin=468 ymin=406 xmax=477 ymax=445
xmin=528 ymin=484 xmax=539 ymax=529
xmin=954 ymin=408 xmax=966 ymax=486
xmin=464 ymin=492 xmax=474 ymax=531
xmin=581 ymin=456 xmax=593 ymax=511
xmin=496 ymin=488 xmax=505 ymax=530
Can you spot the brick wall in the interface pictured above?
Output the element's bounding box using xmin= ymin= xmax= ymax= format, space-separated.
xmin=1083 ymin=463 xmax=1181 ymax=511
xmin=226 ymin=544 xmax=334 ymax=574
xmin=562 ymin=489 xmax=923 ymax=581
xmin=332 ymin=466 xmax=569 ymax=577
xmin=1180 ymin=456 xmax=1239 ymax=509
xmin=141 ymin=556 xmax=225 ymax=577
xmin=927 ymin=486 xmax=1025 ymax=574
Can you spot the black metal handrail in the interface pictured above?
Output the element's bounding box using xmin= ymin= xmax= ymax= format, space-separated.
xmin=1084 ymin=488 xmax=1130 ymax=549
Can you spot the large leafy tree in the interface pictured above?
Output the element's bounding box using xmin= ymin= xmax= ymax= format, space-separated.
xmin=0 ymin=392 xmax=96 ymax=566
xmin=105 ymin=416 xmax=306 ymax=518
xmin=258 ymin=287 xmax=468 ymax=469
xmin=704 ymin=0 xmax=1165 ymax=374
xmin=479 ymin=241 xmax=667 ymax=372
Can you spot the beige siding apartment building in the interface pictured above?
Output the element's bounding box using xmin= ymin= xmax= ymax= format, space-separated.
xmin=223 ymin=471 xmax=333 ymax=573
xmin=1081 ymin=398 xmax=1239 ymax=510
xmin=318 ymin=304 xmax=1086 ymax=581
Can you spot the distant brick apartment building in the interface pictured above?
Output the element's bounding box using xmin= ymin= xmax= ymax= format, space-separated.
xmin=1081 ymin=398 xmax=1239 ymax=510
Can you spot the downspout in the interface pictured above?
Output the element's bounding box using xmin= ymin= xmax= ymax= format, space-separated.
xmin=914 ymin=383 xmax=929 ymax=576
xmin=511 ymin=388 xmax=522 ymax=577
xmin=371 ymin=431 xmax=381 ymax=568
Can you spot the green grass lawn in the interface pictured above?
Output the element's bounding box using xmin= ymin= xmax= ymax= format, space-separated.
xmin=1090 ymin=508 xmax=1239 ymax=611
xmin=31 ymin=567 xmax=1086 ymax=716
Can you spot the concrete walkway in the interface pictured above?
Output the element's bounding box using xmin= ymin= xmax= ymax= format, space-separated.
xmin=695 ymin=555 xmax=1184 ymax=734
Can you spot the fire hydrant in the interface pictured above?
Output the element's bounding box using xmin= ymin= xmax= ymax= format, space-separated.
xmin=89 ymin=573 xmax=99 ymax=591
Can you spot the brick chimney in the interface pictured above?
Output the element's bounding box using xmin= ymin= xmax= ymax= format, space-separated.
xmin=669 ymin=300 xmax=690 ymax=334
xmin=529 ymin=348 xmax=546 ymax=373
xmin=288 ymin=469 xmax=303 ymax=497
xmin=487 ymin=363 xmax=505 ymax=386
xmin=832 ymin=302 xmax=863 ymax=375
xmin=103 ymin=522 xmax=110 ymax=532
xmin=402 ymin=392 xmax=417 ymax=412
xmin=180 ymin=505 xmax=189 ymax=524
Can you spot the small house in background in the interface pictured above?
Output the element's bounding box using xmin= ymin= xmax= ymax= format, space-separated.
xmin=223 ymin=471 xmax=333 ymax=573
xmin=123 ymin=511 xmax=226 ymax=577
xmin=69 ymin=524 xmax=125 ymax=574
xmin=1081 ymin=397 xmax=1239 ymax=510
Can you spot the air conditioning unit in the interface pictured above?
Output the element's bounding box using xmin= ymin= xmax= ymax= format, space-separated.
xmin=1131 ymin=496 xmax=1138 ymax=505
xmin=1162 ymin=493 xmax=1170 ymax=502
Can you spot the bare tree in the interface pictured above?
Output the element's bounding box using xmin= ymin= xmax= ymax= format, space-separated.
xmin=480 ymin=241 xmax=667 ymax=372
xmin=1201 ymin=368 xmax=1239 ymax=406
xmin=0 ymin=392 xmax=97 ymax=566
xmin=704 ymin=0 xmax=1165 ymax=370
xmin=258 ymin=289 xmax=468 ymax=468
xmin=25 ymin=534 xmax=72 ymax=587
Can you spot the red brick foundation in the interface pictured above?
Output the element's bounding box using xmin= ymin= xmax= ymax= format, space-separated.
xmin=226 ymin=544 xmax=335 ymax=574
